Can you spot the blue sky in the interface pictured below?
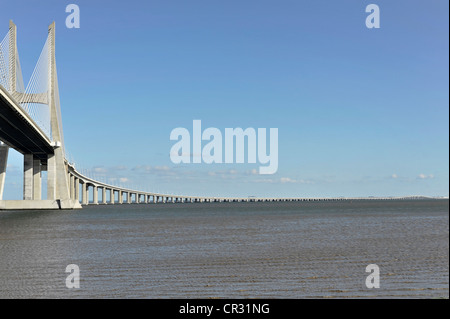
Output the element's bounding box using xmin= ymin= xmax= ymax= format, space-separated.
xmin=1 ymin=0 xmax=448 ymax=199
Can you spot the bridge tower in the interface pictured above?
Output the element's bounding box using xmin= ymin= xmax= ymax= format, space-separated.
xmin=0 ymin=21 xmax=80 ymax=209
xmin=46 ymin=22 xmax=75 ymax=208
xmin=0 ymin=20 xmax=15 ymax=200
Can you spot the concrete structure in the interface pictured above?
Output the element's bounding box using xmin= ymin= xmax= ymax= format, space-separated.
xmin=0 ymin=21 xmax=79 ymax=209
xmin=0 ymin=142 xmax=8 ymax=200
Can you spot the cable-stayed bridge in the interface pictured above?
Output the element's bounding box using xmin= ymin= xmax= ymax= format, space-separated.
xmin=0 ymin=21 xmax=424 ymax=210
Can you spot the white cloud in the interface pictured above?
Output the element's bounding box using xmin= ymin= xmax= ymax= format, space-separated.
xmin=132 ymin=165 xmax=151 ymax=172
xmin=251 ymin=177 xmax=314 ymax=184
xmin=93 ymin=166 xmax=108 ymax=173
xmin=154 ymin=165 xmax=170 ymax=171
xmin=254 ymin=178 xmax=275 ymax=183
xmin=418 ymin=173 xmax=434 ymax=180
xmin=280 ymin=177 xmax=296 ymax=183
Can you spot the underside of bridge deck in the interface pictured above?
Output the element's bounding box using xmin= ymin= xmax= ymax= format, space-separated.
xmin=0 ymin=89 xmax=53 ymax=162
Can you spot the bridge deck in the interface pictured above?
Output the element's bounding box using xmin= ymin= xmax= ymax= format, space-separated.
xmin=0 ymin=86 xmax=53 ymax=161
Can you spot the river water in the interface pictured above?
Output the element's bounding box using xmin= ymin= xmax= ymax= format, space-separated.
xmin=0 ymin=200 xmax=448 ymax=298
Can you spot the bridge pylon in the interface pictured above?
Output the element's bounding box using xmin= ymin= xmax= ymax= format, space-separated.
xmin=0 ymin=20 xmax=15 ymax=201
xmin=0 ymin=21 xmax=80 ymax=209
xmin=46 ymin=22 xmax=79 ymax=209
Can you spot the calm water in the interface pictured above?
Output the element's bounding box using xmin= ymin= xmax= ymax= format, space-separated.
xmin=0 ymin=200 xmax=448 ymax=299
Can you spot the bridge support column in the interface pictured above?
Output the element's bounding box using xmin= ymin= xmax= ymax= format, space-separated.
xmin=0 ymin=143 xmax=8 ymax=200
xmin=110 ymin=189 xmax=114 ymax=204
xmin=69 ymin=174 xmax=74 ymax=200
xmin=102 ymin=187 xmax=106 ymax=204
xmin=127 ymin=192 xmax=131 ymax=204
xmin=93 ymin=186 xmax=98 ymax=204
xmin=119 ymin=190 xmax=123 ymax=204
xmin=47 ymin=154 xmax=56 ymax=200
xmin=33 ymin=157 xmax=41 ymax=200
xmin=82 ymin=182 xmax=87 ymax=205
xmin=74 ymin=178 xmax=79 ymax=202
xmin=23 ymin=154 xmax=33 ymax=200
